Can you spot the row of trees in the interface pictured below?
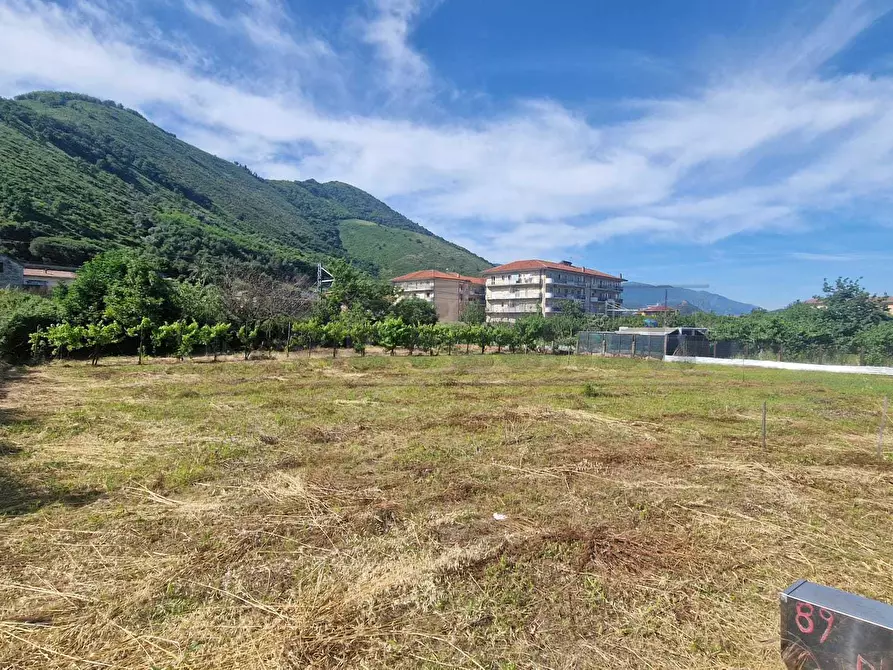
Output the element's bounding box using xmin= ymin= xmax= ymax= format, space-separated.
xmin=695 ymin=279 xmax=893 ymax=364
xmin=1 ymin=249 xmax=315 ymax=363
xmin=6 ymin=248 xmax=587 ymax=364
xmin=5 ymin=246 xmax=892 ymax=366
xmin=290 ymin=315 xmax=574 ymax=358
xmin=26 ymin=313 xmax=578 ymax=365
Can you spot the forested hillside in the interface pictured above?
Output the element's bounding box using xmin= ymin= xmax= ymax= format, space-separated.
xmin=0 ymin=91 xmax=489 ymax=278
xmin=339 ymin=219 xmax=491 ymax=278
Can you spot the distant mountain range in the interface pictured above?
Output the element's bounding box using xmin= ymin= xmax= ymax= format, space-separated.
xmin=622 ymin=282 xmax=760 ymax=316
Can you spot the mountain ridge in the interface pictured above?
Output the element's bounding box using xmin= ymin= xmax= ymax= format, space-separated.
xmin=0 ymin=90 xmax=490 ymax=279
xmin=622 ymin=281 xmax=760 ymax=316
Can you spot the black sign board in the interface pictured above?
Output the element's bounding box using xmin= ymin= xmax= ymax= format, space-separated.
xmin=781 ymin=580 xmax=893 ymax=669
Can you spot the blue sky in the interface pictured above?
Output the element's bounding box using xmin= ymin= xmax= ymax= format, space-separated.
xmin=2 ymin=0 xmax=893 ymax=308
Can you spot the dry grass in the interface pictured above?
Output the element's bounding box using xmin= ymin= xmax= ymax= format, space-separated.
xmin=1 ymin=354 xmax=893 ymax=669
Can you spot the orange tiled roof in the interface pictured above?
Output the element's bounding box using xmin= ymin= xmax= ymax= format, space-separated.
xmin=481 ymin=259 xmax=622 ymax=281
xmin=391 ymin=270 xmax=485 ymax=283
xmin=22 ymin=267 xmax=77 ymax=280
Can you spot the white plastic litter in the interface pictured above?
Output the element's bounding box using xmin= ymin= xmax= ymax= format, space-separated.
xmin=492 ymin=512 xmax=508 ymax=521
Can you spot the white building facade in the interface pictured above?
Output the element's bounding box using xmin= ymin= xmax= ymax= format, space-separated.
xmin=483 ymin=260 xmax=624 ymax=323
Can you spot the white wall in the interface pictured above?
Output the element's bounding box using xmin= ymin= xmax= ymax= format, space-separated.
xmin=665 ymin=356 xmax=893 ymax=377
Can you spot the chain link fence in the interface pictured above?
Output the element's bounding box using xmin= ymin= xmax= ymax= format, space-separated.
xmin=576 ymin=332 xmax=668 ymax=358
xmin=577 ymin=331 xmax=893 ymax=367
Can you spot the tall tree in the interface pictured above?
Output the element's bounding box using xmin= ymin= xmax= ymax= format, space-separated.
xmin=459 ymin=302 xmax=486 ymax=325
xmin=821 ymin=277 xmax=888 ymax=345
xmin=63 ymin=250 xmax=172 ymax=326
xmin=390 ymin=297 xmax=438 ymax=326
xmin=314 ymin=260 xmax=395 ymax=323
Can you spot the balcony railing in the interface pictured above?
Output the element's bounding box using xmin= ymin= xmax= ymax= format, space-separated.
xmin=396 ymin=283 xmax=434 ymax=291
xmin=487 ymin=276 xmax=542 ymax=286
xmin=547 ymin=296 xmax=585 ymax=303
xmin=486 ymin=291 xmax=542 ymax=300
xmin=486 ymin=305 xmax=542 ymax=314
xmin=547 ymin=277 xmax=621 ymax=290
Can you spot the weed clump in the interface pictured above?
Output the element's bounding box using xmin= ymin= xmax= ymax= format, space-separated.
xmin=583 ymin=382 xmax=602 ymax=398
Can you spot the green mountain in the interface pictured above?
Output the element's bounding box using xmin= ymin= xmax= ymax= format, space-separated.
xmin=0 ymin=91 xmax=490 ymax=279
xmin=338 ymin=219 xmax=490 ymax=278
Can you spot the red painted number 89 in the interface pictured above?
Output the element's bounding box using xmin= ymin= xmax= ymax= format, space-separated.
xmin=795 ymin=602 xmax=835 ymax=643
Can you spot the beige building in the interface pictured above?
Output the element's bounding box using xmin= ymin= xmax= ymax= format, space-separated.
xmin=391 ymin=270 xmax=486 ymax=322
xmin=483 ymin=259 xmax=624 ymax=323
xmin=0 ymin=255 xmax=77 ymax=292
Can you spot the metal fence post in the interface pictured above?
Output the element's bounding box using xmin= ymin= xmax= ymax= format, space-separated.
xmin=762 ymin=401 xmax=767 ymax=450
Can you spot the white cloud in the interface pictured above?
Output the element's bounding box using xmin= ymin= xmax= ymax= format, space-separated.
xmin=183 ymin=0 xmax=226 ymax=26
xmin=356 ymin=0 xmax=433 ymax=98
xmin=790 ymin=252 xmax=859 ymax=261
xmin=0 ymin=0 xmax=892 ymax=263
xmin=181 ymin=0 xmax=339 ymax=88
xmin=769 ymin=0 xmax=893 ymax=76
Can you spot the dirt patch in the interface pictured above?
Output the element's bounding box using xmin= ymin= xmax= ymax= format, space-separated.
xmin=302 ymin=423 xmax=370 ymax=444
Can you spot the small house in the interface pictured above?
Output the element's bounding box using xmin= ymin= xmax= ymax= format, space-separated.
xmin=0 ymin=255 xmax=78 ymax=292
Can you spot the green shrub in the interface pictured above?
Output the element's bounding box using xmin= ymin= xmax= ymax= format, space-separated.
xmin=28 ymin=236 xmax=102 ymax=266
xmin=582 ymin=383 xmax=601 ymax=398
xmin=0 ymin=290 xmax=62 ymax=361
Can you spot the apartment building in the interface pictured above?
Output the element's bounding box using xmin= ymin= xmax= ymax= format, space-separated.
xmin=390 ymin=270 xmax=486 ymax=322
xmin=482 ymin=260 xmax=624 ymax=323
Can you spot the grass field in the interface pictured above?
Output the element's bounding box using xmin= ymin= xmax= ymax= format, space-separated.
xmin=2 ymin=354 xmax=893 ymax=669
